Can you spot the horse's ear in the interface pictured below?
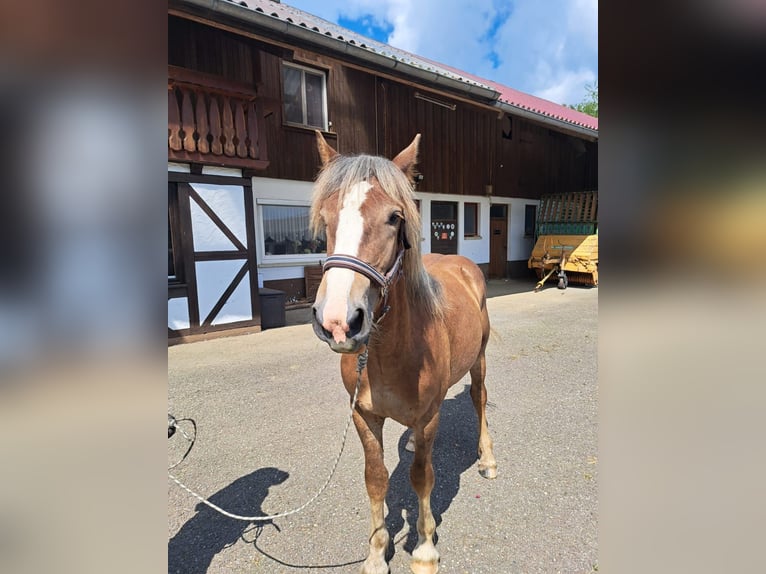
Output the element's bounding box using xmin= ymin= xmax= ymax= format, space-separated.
xmin=316 ymin=130 xmax=339 ymax=166
xmin=392 ymin=134 xmax=421 ymax=181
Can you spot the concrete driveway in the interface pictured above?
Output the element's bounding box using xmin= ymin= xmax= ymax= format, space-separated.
xmin=168 ymin=279 xmax=598 ymax=573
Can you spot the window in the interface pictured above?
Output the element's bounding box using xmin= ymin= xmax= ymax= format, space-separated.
xmin=281 ymin=62 xmax=328 ymax=130
xmin=464 ymin=202 xmax=479 ymax=237
xmin=431 ymin=201 xmax=457 ymax=220
xmin=490 ymin=204 xmax=507 ymax=219
xmin=524 ymin=204 xmax=537 ymax=237
xmin=262 ymin=205 xmax=326 ymax=258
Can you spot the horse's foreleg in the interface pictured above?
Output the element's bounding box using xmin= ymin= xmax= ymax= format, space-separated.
xmin=470 ymin=353 xmax=497 ymax=479
xmin=353 ymin=410 xmax=390 ymax=574
xmin=409 ymin=413 xmax=440 ymax=574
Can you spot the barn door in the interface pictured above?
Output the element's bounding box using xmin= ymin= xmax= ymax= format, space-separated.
xmin=489 ymin=204 xmax=508 ymax=278
xmin=430 ymin=201 xmax=458 ymax=255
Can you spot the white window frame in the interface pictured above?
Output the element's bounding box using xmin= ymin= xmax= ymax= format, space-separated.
xmin=463 ymin=201 xmax=480 ymax=238
xmin=281 ymin=61 xmax=328 ymax=131
xmin=256 ymin=199 xmax=327 ymax=266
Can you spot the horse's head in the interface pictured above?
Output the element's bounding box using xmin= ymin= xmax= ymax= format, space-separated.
xmin=310 ymin=132 xmax=421 ymax=353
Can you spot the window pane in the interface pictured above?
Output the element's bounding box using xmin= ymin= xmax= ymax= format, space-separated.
xmin=431 ymin=201 xmax=457 ymax=220
xmin=490 ymin=204 xmax=506 ymax=218
xmin=464 ymin=203 xmax=478 ymax=236
xmin=304 ymin=72 xmax=325 ymax=128
xmin=524 ymin=204 xmax=537 ymax=236
xmin=282 ymin=66 xmax=303 ymax=124
xmin=262 ymin=205 xmax=326 ymax=256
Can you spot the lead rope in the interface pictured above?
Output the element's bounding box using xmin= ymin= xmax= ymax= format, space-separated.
xmin=168 ymin=349 xmax=368 ymax=521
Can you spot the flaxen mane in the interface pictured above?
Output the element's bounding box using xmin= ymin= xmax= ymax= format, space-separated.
xmin=311 ymin=154 xmax=443 ymax=318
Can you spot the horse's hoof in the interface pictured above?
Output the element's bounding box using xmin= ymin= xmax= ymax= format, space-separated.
xmin=478 ymin=464 xmax=497 ymax=479
xmin=410 ymin=559 xmax=439 ymax=574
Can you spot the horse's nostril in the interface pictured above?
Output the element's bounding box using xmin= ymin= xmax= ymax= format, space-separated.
xmin=347 ymin=308 xmax=364 ymax=338
xmin=312 ymin=307 xmax=333 ymax=339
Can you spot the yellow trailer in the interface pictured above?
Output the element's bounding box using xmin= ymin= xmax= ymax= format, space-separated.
xmin=529 ymin=233 xmax=598 ymax=290
xmin=528 ymin=191 xmax=598 ymax=291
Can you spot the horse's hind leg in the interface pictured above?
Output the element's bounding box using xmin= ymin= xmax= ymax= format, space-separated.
xmin=470 ymin=352 xmax=497 ymax=479
xmin=352 ymin=410 xmax=390 ymax=574
xmin=409 ymin=413 xmax=440 ymax=574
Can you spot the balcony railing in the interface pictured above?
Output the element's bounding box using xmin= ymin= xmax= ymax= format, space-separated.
xmin=168 ymin=66 xmax=269 ymax=170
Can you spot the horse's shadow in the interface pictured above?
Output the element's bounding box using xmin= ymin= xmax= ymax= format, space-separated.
xmin=168 ymin=467 xmax=289 ymax=574
xmin=385 ymin=384 xmax=480 ymax=556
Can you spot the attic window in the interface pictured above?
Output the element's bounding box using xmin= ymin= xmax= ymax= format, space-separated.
xmin=281 ymin=61 xmax=328 ymax=131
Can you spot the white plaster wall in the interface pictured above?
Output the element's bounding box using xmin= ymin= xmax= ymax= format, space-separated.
xmin=414 ymin=191 xmax=491 ymax=264
xmin=189 ymin=183 xmax=247 ymax=251
xmin=211 ymin=272 xmax=252 ymax=325
xmin=195 ymin=261 xmax=252 ymax=323
xmin=167 ymin=172 xmax=253 ymax=328
xmin=415 ymin=194 xmax=432 ymax=254
xmin=508 ymin=198 xmax=540 ymax=261
xmin=202 ymin=166 xmax=242 ymax=177
xmin=248 ymin=177 xmax=536 ymax=284
xmin=168 ymin=297 xmax=190 ymax=330
xmin=168 ymin=162 xmax=190 ymax=173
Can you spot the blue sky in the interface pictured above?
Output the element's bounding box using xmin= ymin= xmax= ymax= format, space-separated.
xmin=285 ymin=0 xmax=597 ymax=106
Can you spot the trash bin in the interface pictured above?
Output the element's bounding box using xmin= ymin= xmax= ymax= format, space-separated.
xmin=259 ymin=288 xmax=286 ymax=330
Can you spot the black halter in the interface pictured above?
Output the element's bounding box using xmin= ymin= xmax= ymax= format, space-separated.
xmin=322 ymin=251 xmax=403 ymax=287
xmin=322 ymin=222 xmax=410 ymax=323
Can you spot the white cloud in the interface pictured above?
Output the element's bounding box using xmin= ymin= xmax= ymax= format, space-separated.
xmin=536 ymin=68 xmax=596 ymax=105
xmin=285 ymin=0 xmax=597 ymax=105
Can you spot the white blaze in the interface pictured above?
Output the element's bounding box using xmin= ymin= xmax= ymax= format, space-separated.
xmin=322 ymin=181 xmax=372 ymax=336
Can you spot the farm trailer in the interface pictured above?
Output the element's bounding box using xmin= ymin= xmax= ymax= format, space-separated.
xmin=528 ymin=191 xmax=598 ymax=291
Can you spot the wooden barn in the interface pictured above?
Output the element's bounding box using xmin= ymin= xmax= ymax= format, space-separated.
xmin=167 ymin=0 xmax=598 ymax=341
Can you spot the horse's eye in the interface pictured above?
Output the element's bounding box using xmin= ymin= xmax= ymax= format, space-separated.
xmin=387 ymin=211 xmax=402 ymax=226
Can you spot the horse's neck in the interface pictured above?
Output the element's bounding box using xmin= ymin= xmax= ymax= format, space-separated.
xmin=372 ymin=276 xmax=416 ymax=350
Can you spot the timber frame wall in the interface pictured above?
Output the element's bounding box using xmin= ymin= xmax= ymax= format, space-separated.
xmin=168 ymin=172 xmax=261 ymax=342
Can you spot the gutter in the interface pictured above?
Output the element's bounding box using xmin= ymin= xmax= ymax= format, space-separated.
xmin=174 ymin=0 xmax=598 ymax=139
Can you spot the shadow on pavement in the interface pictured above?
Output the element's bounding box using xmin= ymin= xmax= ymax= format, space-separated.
xmin=168 ymin=467 xmax=289 ymax=574
xmin=385 ymin=384 xmax=481 ymax=557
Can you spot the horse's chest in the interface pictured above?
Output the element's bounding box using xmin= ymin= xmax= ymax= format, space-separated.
xmin=357 ymin=370 xmax=439 ymax=424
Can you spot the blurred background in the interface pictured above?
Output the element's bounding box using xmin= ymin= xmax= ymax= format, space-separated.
xmin=0 ymin=0 xmax=764 ymax=573
xmin=0 ymin=1 xmax=167 ymax=573
xmin=600 ymin=2 xmax=766 ymax=573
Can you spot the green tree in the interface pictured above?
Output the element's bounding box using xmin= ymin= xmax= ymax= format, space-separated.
xmin=568 ymin=81 xmax=598 ymax=118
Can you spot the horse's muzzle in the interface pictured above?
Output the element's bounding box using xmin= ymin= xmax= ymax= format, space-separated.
xmin=311 ymin=305 xmax=370 ymax=353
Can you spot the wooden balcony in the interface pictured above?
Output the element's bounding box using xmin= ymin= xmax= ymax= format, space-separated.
xmin=168 ymin=66 xmax=269 ymax=170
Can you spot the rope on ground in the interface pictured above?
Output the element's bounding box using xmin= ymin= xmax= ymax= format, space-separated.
xmin=168 ymin=349 xmax=367 ymax=521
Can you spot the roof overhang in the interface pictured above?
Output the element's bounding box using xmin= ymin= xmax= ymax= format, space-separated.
xmin=497 ymin=102 xmax=599 ymax=141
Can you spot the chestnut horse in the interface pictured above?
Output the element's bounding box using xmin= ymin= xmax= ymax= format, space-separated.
xmin=310 ymin=132 xmax=497 ymax=574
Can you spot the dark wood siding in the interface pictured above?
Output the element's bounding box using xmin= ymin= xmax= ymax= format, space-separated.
xmin=376 ymin=79 xmax=497 ymax=197
xmin=169 ymin=15 xmax=265 ymax=84
xmin=169 ymin=14 xmax=597 ymax=196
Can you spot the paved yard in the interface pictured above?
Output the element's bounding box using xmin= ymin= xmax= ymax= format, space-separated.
xmin=168 ymin=280 xmax=598 ymax=573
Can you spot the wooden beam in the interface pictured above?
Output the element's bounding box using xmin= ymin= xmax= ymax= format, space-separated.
xmin=168 ymin=172 xmax=251 ymax=186
xmin=193 ymin=251 xmax=247 ymax=261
